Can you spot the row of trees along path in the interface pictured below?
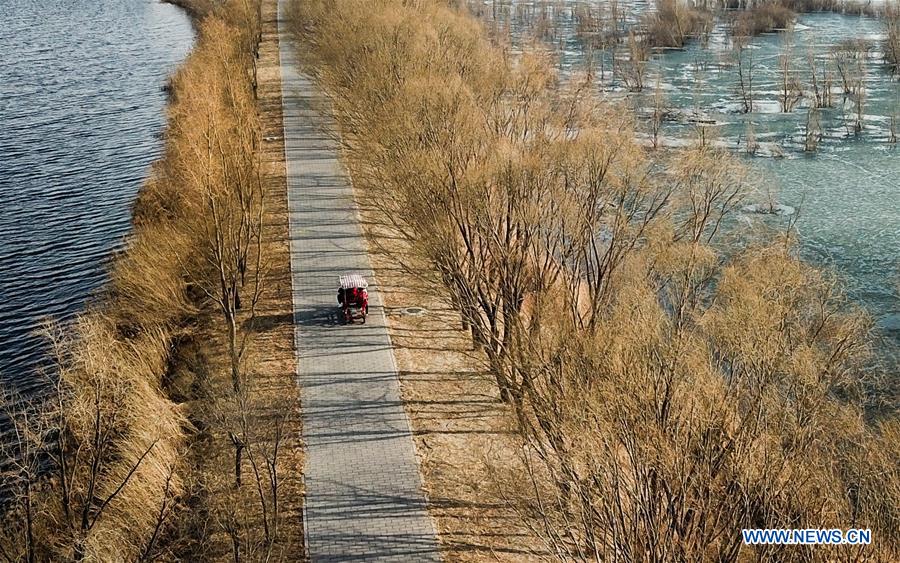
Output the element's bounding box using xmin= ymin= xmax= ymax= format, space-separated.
xmin=276 ymin=1 xmax=442 ymax=560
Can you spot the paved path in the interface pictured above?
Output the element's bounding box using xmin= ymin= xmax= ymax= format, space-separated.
xmin=276 ymin=3 xmax=442 ymax=561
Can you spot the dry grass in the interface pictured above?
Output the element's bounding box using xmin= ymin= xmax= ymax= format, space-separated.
xmin=1 ymin=1 xmax=304 ymax=561
xmin=723 ymin=0 xmax=897 ymax=42
xmin=644 ymin=0 xmax=713 ymax=48
xmin=163 ymin=0 xmax=218 ymax=20
xmin=781 ymin=0 xmax=884 ymax=16
xmin=167 ymin=0 xmax=305 ymax=560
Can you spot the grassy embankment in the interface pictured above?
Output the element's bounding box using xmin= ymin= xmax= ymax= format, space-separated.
xmin=0 ymin=1 xmax=303 ymax=561
xmin=290 ymin=0 xmax=899 ymax=561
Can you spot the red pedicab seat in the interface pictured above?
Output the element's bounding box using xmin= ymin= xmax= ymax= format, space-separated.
xmin=338 ymin=274 xmax=369 ymax=323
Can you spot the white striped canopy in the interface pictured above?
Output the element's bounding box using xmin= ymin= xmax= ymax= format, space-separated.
xmin=339 ymin=274 xmax=368 ymax=289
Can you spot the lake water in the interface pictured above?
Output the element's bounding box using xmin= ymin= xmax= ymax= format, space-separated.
xmin=0 ymin=1 xmax=193 ymax=395
xmin=471 ymin=1 xmax=900 ymax=352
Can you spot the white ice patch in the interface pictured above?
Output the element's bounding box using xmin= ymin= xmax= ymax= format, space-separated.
xmin=753 ymin=100 xmax=785 ymax=114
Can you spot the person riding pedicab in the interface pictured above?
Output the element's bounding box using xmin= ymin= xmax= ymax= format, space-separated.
xmin=337 ymin=282 xmax=368 ymax=322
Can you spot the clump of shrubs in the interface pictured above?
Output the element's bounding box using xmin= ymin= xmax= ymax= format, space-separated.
xmin=731 ymin=2 xmax=796 ymax=37
xmin=727 ymin=0 xmax=890 ymax=39
xmin=644 ymin=0 xmax=714 ymax=48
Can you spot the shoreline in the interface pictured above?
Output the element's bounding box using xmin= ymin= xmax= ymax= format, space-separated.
xmin=161 ymin=0 xmax=211 ymax=21
xmin=0 ymin=1 xmax=305 ymax=559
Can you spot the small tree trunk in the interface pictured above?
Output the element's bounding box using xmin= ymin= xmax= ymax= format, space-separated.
xmin=25 ymin=479 xmax=35 ymax=563
xmin=228 ymin=313 xmax=240 ymax=393
xmin=230 ymin=432 xmax=244 ymax=487
xmin=230 ymin=530 xmax=241 ymax=563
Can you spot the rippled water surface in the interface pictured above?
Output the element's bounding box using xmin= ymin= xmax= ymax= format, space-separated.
xmin=472 ymin=1 xmax=900 ymax=346
xmin=0 ymin=1 xmax=193 ymax=392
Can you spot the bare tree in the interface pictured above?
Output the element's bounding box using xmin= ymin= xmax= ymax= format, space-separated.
xmin=885 ymin=2 xmax=900 ymax=75
xmin=293 ymin=2 xmax=900 ymax=561
xmin=0 ymin=318 xmax=184 ymax=561
xmin=0 ymin=391 xmax=46 ymax=563
xmin=176 ymin=19 xmax=267 ymax=396
xmin=672 ymin=148 xmax=748 ymax=244
xmin=649 ymin=72 xmax=668 ymax=149
xmin=806 ymin=44 xmax=832 ymax=109
xmin=804 ymin=106 xmax=822 ymax=152
xmin=689 ymin=60 xmax=714 ymax=148
xmin=618 ymin=31 xmax=649 ymax=92
xmin=209 ymin=372 xmax=289 ymax=561
xmin=732 ymin=34 xmax=755 ymax=113
xmin=831 ymin=37 xmax=869 ymax=134
xmin=496 ymin=238 xmax=898 ymax=562
xmin=743 ymin=119 xmax=759 ymax=155
xmin=778 ymin=31 xmax=804 ymax=113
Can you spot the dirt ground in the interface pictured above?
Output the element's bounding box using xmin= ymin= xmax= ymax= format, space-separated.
xmin=251 ymin=0 xmax=306 ymax=555
xmin=353 ymin=208 xmax=543 ymax=561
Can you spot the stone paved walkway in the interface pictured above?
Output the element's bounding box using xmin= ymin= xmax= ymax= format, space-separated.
xmin=276 ymin=3 xmax=442 ymax=561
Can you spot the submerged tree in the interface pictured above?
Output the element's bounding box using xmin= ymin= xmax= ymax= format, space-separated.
xmin=830 ymin=39 xmax=870 ymax=134
xmin=649 ymin=72 xmax=668 ymax=149
xmin=886 ymin=2 xmax=900 ymax=75
xmin=744 ymin=119 xmax=759 ymax=155
xmin=807 ymin=43 xmax=833 ymax=109
xmin=804 ymin=106 xmax=822 ymax=152
xmin=778 ymin=31 xmax=804 ymax=113
xmin=831 ymin=39 xmax=869 ymax=96
xmin=618 ymin=30 xmax=650 ymax=92
xmin=732 ymin=34 xmax=755 ymax=113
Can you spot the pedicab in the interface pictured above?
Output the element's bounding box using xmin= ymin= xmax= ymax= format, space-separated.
xmin=337 ymin=274 xmax=369 ymax=324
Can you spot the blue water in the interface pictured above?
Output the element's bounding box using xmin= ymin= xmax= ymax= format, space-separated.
xmin=0 ymin=0 xmax=194 ymax=393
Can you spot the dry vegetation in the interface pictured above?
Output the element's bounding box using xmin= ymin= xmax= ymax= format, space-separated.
xmin=727 ymin=0 xmax=887 ymax=25
xmin=163 ymin=0 xmax=219 ymax=20
xmin=724 ymin=0 xmax=899 ymax=45
xmin=644 ymin=0 xmax=713 ymax=48
xmin=729 ymin=1 xmax=795 ymax=37
xmin=0 ymin=1 xmax=303 ymax=561
xmin=887 ymin=2 xmax=900 ymax=73
xmin=477 ymin=0 xmax=896 ymax=108
xmin=291 ymin=0 xmax=899 ymax=561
